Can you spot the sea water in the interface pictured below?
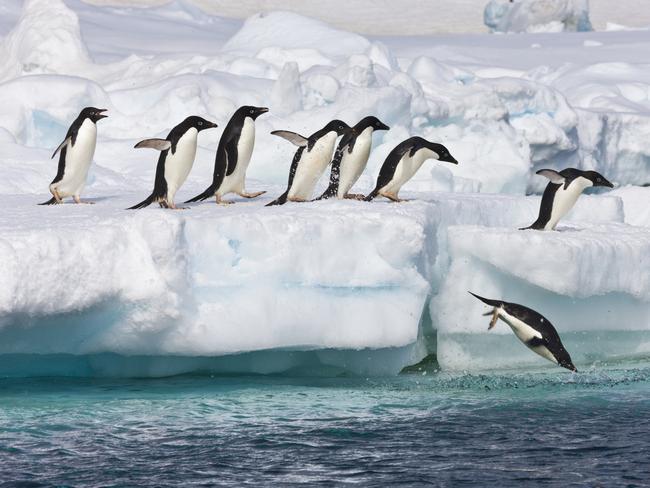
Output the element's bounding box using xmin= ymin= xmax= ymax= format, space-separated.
xmin=1 ymin=361 xmax=649 ymax=486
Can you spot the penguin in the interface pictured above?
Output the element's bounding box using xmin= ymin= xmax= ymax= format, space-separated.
xmin=521 ymin=168 xmax=614 ymax=230
xmin=364 ymin=137 xmax=458 ymax=202
xmin=266 ymin=120 xmax=351 ymax=206
xmin=185 ymin=106 xmax=269 ymax=205
xmin=128 ymin=116 xmax=217 ymax=210
xmin=315 ymin=116 xmax=390 ymax=201
xmin=469 ymin=292 xmax=577 ymax=372
xmin=40 ymin=107 xmax=108 ymax=205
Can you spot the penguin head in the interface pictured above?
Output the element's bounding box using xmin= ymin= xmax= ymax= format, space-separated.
xmin=356 ymin=116 xmax=390 ymax=132
xmin=323 ymin=119 xmax=351 ymax=136
xmin=420 ymin=139 xmax=458 ymax=165
xmin=583 ymin=170 xmax=614 ymax=188
xmin=184 ymin=116 xmax=218 ymax=132
xmin=241 ymin=106 xmax=269 ymax=120
xmin=81 ymin=107 xmax=108 ymax=123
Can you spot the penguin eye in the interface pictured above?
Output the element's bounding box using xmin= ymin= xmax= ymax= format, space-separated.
xmin=198 ymin=121 xmax=203 ymax=126
xmin=250 ymin=109 xmax=254 ymax=114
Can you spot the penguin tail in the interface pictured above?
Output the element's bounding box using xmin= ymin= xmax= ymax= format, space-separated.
xmin=364 ymin=188 xmax=380 ymax=202
xmin=519 ymin=220 xmax=544 ymax=231
xmin=313 ymin=184 xmax=337 ymax=201
xmin=468 ymin=291 xmax=502 ymax=308
xmin=265 ymin=191 xmax=288 ymax=207
xmin=38 ymin=197 xmax=58 ymax=206
xmin=127 ymin=193 xmax=156 ymax=210
xmin=185 ymin=186 xmax=215 ymax=204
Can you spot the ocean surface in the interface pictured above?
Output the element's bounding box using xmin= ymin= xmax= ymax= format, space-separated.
xmin=1 ymin=361 xmax=649 ymax=487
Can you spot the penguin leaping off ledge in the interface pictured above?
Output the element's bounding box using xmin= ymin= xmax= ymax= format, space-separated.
xmin=128 ymin=115 xmax=217 ymax=210
xmin=521 ymin=168 xmax=614 ymax=231
xmin=40 ymin=107 xmax=108 ymax=205
xmin=469 ymin=292 xmax=577 ymax=372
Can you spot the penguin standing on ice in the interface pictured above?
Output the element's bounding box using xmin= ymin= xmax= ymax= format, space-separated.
xmin=315 ymin=116 xmax=389 ymax=200
xmin=40 ymin=107 xmax=108 ymax=205
xmin=364 ymin=137 xmax=458 ymax=202
xmin=469 ymin=292 xmax=577 ymax=372
xmin=266 ymin=120 xmax=351 ymax=206
xmin=521 ymin=168 xmax=614 ymax=230
xmin=185 ymin=106 xmax=269 ymax=205
xmin=128 ymin=116 xmax=217 ymax=210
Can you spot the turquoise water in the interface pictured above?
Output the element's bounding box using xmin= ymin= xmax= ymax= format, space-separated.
xmin=1 ymin=362 xmax=649 ymax=486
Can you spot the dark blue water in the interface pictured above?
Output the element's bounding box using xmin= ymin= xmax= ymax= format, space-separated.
xmin=1 ymin=363 xmax=649 ymax=487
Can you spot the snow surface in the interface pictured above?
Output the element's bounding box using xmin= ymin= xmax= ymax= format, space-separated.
xmin=485 ymin=0 xmax=592 ymax=34
xmin=0 ymin=0 xmax=649 ymax=376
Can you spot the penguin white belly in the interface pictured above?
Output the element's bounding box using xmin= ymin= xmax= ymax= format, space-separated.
xmin=500 ymin=309 xmax=557 ymax=364
xmin=164 ymin=128 xmax=198 ymax=202
xmin=288 ymin=132 xmax=337 ymax=200
xmin=545 ymin=177 xmax=592 ymax=230
xmin=337 ymin=128 xmax=372 ymax=198
xmin=381 ymin=148 xmax=436 ymax=194
xmin=218 ymin=117 xmax=255 ymax=196
xmin=52 ymin=120 xmax=97 ymax=197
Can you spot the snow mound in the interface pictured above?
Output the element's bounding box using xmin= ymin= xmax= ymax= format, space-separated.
xmin=0 ymin=0 xmax=90 ymax=81
xmin=485 ymin=0 xmax=592 ymax=33
xmin=222 ymin=11 xmax=370 ymax=58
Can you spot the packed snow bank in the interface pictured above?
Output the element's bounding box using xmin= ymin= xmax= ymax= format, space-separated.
xmin=485 ymin=0 xmax=592 ymax=33
xmin=0 ymin=191 xmax=631 ymax=375
xmin=0 ymin=0 xmax=91 ymax=81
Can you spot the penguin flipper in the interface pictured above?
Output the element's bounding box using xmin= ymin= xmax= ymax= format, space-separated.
xmin=134 ymin=139 xmax=172 ymax=151
xmin=225 ymin=138 xmax=239 ymax=176
xmin=314 ymin=145 xmax=344 ymax=201
xmin=536 ymin=169 xmax=565 ymax=185
xmin=51 ymin=137 xmax=71 ymax=159
xmin=271 ymin=130 xmax=308 ymax=147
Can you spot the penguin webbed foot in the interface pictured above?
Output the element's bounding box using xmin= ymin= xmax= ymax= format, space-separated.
xmin=73 ymin=196 xmax=94 ymax=205
xmin=344 ymin=193 xmax=365 ymax=201
xmin=486 ymin=308 xmax=499 ymax=330
xmin=237 ymin=191 xmax=266 ymax=199
xmin=216 ymin=196 xmax=235 ymax=205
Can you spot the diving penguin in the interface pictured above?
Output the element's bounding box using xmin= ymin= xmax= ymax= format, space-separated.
xmin=521 ymin=168 xmax=614 ymax=230
xmin=128 ymin=116 xmax=217 ymax=210
xmin=40 ymin=107 xmax=108 ymax=205
xmin=266 ymin=120 xmax=351 ymax=206
xmin=364 ymin=137 xmax=458 ymax=202
xmin=185 ymin=106 xmax=269 ymax=205
xmin=315 ymin=116 xmax=389 ymax=200
xmin=469 ymin=292 xmax=577 ymax=372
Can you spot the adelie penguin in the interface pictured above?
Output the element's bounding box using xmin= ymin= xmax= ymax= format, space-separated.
xmin=266 ymin=120 xmax=351 ymax=206
xmin=521 ymin=168 xmax=614 ymax=230
xmin=40 ymin=107 xmax=108 ymax=205
xmin=128 ymin=115 xmax=217 ymax=210
xmin=469 ymin=292 xmax=577 ymax=372
xmin=315 ymin=116 xmax=389 ymax=201
xmin=185 ymin=106 xmax=268 ymax=205
xmin=365 ymin=136 xmax=458 ymax=202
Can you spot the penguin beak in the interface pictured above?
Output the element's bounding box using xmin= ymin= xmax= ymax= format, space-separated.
xmin=205 ymin=120 xmax=218 ymax=129
xmin=377 ymin=121 xmax=390 ymax=131
xmin=257 ymin=107 xmax=269 ymax=115
xmin=96 ymin=109 xmax=108 ymax=120
xmin=599 ymin=178 xmax=614 ymax=188
xmin=441 ymin=154 xmax=459 ymax=165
